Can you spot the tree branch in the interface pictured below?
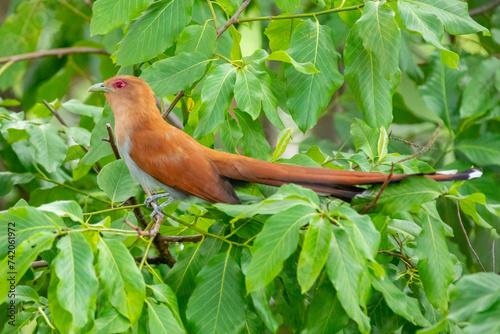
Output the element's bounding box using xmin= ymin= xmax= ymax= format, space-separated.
xmin=456 ymin=201 xmax=487 ymax=272
xmin=217 ymin=0 xmax=252 ymax=38
xmin=162 ymin=90 xmax=185 ymax=118
xmin=469 ymin=0 xmax=500 ymax=16
xmin=103 ymin=123 xmax=121 ymax=159
xmin=0 ymin=47 xmax=108 ymax=64
xmin=396 ymin=120 xmax=442 ymax=165
xmin=378 ymin=250 xmax=417 ymax=269
xmin=360 ymin=163 xmax=395 ymax=214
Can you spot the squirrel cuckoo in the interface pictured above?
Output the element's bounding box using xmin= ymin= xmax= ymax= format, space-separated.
xmin=88 ymin=75 xmax=482 ymax=217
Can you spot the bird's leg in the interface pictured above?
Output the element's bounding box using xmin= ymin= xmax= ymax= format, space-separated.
xmin=145 ymin=193 xmax=171 ymax=208
xmin=144 ymin=193 xmax=174 ymax=220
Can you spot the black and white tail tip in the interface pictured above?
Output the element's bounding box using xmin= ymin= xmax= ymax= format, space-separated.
xmin=436 ymin=168 xmax=483 ymax=181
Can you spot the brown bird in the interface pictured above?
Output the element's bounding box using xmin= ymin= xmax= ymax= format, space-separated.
xmin=88 ymin=75 xmax=481 ymax=216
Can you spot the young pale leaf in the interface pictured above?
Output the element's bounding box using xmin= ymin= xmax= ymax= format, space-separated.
xmin=350 ymin=118 xmax=379 ymax=160
xmin=377 ymin=126 xmax=389 ymax=161
xmin=271 ymin=128 xmax=292 ymax=161
xmin=415 ymin=206 xmax=454 ymax=312
xmin=326 ymin=226 xmax=370 ymax=334
xmin=38 ymin=200 xmax=83 ymax=223
xmin=176 ymin=24 xmax=217 ymax=57
xmin=455 ymin=133 xmax=500 ymax=166
xmin=285 ymin=20 xmax=343 ymax=132
xmin=146 ymin=298 xmax=186 ymax=334
xmin=90 ymin=0 xmax=153 ymax=36
xmin=116 ymin=0 xmax=193 ymax=65
xmin=97 ymin=237 xmax=146 ymax=324
xmin=0 ymin=232 xmax=56 ymax=305
xmin=264 ymin=16 xmax=300 ymax=52
xmin=147 ymin=284 xmax=184 ymax=328
xmin=141 ymin=52 xmax=212 ymax=96
xmin=52 ymin=233 xmax=98 ymax=332
xmin=97 ymin=160 xmax=139 ymax=203
xmin=344 ymin=25 xmax=399 ymax=129
xmin=297 ymin=216 xmax=332 ymax=293
xmin=186 ymin=251 xmax=246 ymax=334
xmin=307 ymin=282 xmax=349 ymax=334
xmin=234 ymin=69 xmax=262 ymax=119
xmin=195 ymin=64 xmax=237 ymax=137
xmin=357 ymin=1 xmax=401 ymax=78
xmin=233 ymin=109 xmax=271 ymax=160
xmin=28 ymin=124 xmax=68 ymax=173
xmin=267 ymin=50 xmax=319 ymax=74
xmin=372 ymin=274 xmax=429 ymax=326
xmin=246 ymin=205 xmax=317 ymax=293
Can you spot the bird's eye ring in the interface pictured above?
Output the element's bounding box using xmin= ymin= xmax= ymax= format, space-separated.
xmin=113 ymin=80 xmax=127 ymax=89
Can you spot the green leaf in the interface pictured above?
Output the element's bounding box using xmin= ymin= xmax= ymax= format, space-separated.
xmin=81 ymin=112 xmax=114 ymax=165
xmin=233 ymin=109 xmax=271 ymax=161
xmin=374 ymin=177 xmax=442 ymax=214
xmin=38 ymin=200 xmax=83 ymax=223
xmin=270 ymin=128 xmax=292 ymax=161
xmin=249 ymin=286 xmax=279 ymax=332
xmin=147 ymin=284 xmax=184 ymax=328
xmin=460 ymin=58 xmax=500 ymax=119
xmin=275 ymin=0 xmax=300 ymax=14
xmin=186 ymin=251 xmax=246 ymax=334
xmin=250 ymin=68 xmax=284 ymax=130
xmin=146 ymin=298 xmax=186 ymax=334
xmin=220 ymin=114 xmax=243 ymax=154
xmin=116 ymin=0 xmax=194 ymax=65
xmin=239 ymin=310 xmax=264 ymax=334
xmin=141 ymin=52 xmax=212 ymax=96
xmin=455 ymin=133 xmax=500 ymax=166
xmin=463 ymin=302 xmax=500 ymax=334
xmin=0 ymin=207 xmax=63 ymax=260
xmin=92 ymin=305 xmax=131 ymax=334
xmin=267 ymin=50 xmax=319 ymax=74
xmin=326 ymin=225 xmax=370 ymax=334
xmin=377 ymin=126 xmax=389 ymax=160
xmin=358 ymin=1 xmax=401 ymax=78
xmin=92 ymin=0 xmax=153 ymax=34
xmin=97 ymin=160 xmax=139 ymax=203
xmin=415 ymin=205 xmax=454 ymax=312
xmin=448 ymin=273 xmax=500 ymax=322
xmin=264 ymin=16 xmax=300 ymax=52
xmin=234 ymin=69 xmax=262 ymax=119
xmin=65 ymin=126 xmax=91 ymax=147
xmin=344 ymin=24 xmax=399 ymax=129
xmin=307 ymin=282 xmax=349 ymax=334
xmin=176 ymin=23 xmax=217 ymax=57
xmin=350 ymin=118 xmax=379 ymax=161
xmin=195 ymin=64 xmax=237 ymax=137
xmin=297 ymin=216 xmax=331 ymax=293
xmin=0 ymin=172 xmax=34 ymax=196
xmin=97 ymin=237 xmax=146 ymax=324
xmin=246 ymin=205 xmax=317 ymax=293
xmin=372 ymin=274 xmax=429 ymax=326
xmin=27 ymin=124 xmax=68 ymax=173
xmin=61 ymin=99 xmax=103 ymax=118
xmin=52 ymin=233 xmax=98 ymax=331
xmin=285 ymin=20 xmax=343 ymax=132
xmin=0 ymin=232 xmax=56 ymax=304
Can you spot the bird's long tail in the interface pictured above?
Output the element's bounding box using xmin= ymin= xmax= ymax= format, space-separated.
xmin=207 ymin=150 xmax=482 ymax=202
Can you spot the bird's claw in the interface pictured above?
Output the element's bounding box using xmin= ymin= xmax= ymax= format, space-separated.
xmin=144 ymin=193 xmax=170 ymax=209
xmin=144 ymin=193 xmax=174 ymax=221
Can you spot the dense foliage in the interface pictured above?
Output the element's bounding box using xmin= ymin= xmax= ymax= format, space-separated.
xmin=1 ymin=0 xmax=500 ymax=333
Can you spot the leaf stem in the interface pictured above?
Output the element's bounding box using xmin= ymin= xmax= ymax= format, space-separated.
xmin=456 ymin=201 xmax=487 ymax=272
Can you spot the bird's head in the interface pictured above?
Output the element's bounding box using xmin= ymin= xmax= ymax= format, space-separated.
xmin=88 ymin=75 xmax=156 ymax=117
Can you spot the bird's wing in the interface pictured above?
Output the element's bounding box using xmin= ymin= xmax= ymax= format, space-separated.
xmin=128 ymin=126 xmax=239 ymax=204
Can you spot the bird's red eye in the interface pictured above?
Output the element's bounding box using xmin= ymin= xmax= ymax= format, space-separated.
xmin=113 ymin=80 xmax=127 ymax=89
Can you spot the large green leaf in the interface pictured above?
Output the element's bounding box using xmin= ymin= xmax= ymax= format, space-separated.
xmin=249 ymin=68 xmax=284 ymax=130
xmin=0 ymin=232 xmax=56 ymax=304
xmin=455 ymin=133 xmax=500 ymax=166
xmin=90 ymin=0 xmax=153 ymax=35
xmin=97 ymin=237 xmax=146 ymax=324
xmin=285 ymin=20 xmax=343 ymax=132
xmin=297 ymin=216 xmax=331 ymax=293
xmin=141 ymin=52 xmax=212 ymax=97
xmin=233 ymin=109 xmax=271 ymax=161
xmin=92 ymin=305 xmax=131 ymax=334
xmin=176 ymin=24 xmax=217 ymax=57
xmin=81 ymin=112 xmax=114 ymax=165
xmin=38 ymin=200 xmax=83 ymax=223
xmin=186 ymin=251 xmax=246 ymax=334
xmin=326 ymin=225 xmax=370 ymax=333
xmin=344 ymin=24 xmax=399 ymax=129
xmin=146 ymin=297 xmax=186 ymax=334
xmin=415 ymin=205 xmax=454 ymax=312
xmin=52 ymin=233 xmax=98 ymax=332
xmin=97 ymin=160 xmax=139 ymax=203
xmin=306 ymin=282 xmax=349 ymax=334
xmin=116 ymin=0 xmax=194 ymax=65
xmin=246 ymin=205 xmax=317 ymax=293
xmin=234 ymin=69 xmax=262 ymax=119
xmin=61 ymin=99 xmax=103 ymax=118
xmin=147 ymin=284 xmax=184 ymax=328
xmin=264 ymin=16 xmax=300 ymax=52
xmin=195 ymin=64 xmax=237 ymax=137
xmin=0 ymin=172 xmax=34 ymax=197
xmin=27 ymin=124 xmax=68 ymax=173
xmin=358 ymin=1 xmax=401 ymax=78
xmin=350 ymin=118 xmax=379 ymax=161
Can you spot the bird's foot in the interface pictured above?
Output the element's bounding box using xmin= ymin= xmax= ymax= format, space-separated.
xmin=145 ymin=193 xmax=170 ymax=208
xmin=145 ymin=193 xmax=174 ymax=221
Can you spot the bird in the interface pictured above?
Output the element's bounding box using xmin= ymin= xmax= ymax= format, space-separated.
xmin=88 ymin=75 xmax=482 ymax=217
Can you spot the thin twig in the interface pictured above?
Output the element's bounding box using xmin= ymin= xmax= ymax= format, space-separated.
xmin=388 ymin=131 xmax=437 ymax=150
xmin=0 ymin=47 xmax=108 ymax=64
xmin=378 ymin=250 xmax=417 ymax=269
xmin=217 ymin=0 xmax=252 ymax=38
xmin=360 ymin=163 xmax=395 ymax=214
xmin=456 ymin=201 xmax=487 ymax=272
xmin=469 ymin=0 xmax=500 ymax=16
xmin=103 ymin=123 xmax=121 ymax=159
xmin=492 ymin=239 xmax=496 ymax=273
xmin=157 ymin=234 xmax=204 ymax=243
xmin=397 ymin=121 xmax=443 ymax=164
xmin=162 ymin=91 xmax=185 ymax=118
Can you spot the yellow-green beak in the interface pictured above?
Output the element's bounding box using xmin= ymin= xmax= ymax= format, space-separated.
xmin=88 ymin=83 xmax=111 ymax=93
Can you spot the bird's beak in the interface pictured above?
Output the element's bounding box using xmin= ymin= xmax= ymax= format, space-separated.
xmin=88 ymin=83 xmax=112 ymax=93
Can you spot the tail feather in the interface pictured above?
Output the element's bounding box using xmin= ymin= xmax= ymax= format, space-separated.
xmin=208 ymin=149 xmax=481 ymax=201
